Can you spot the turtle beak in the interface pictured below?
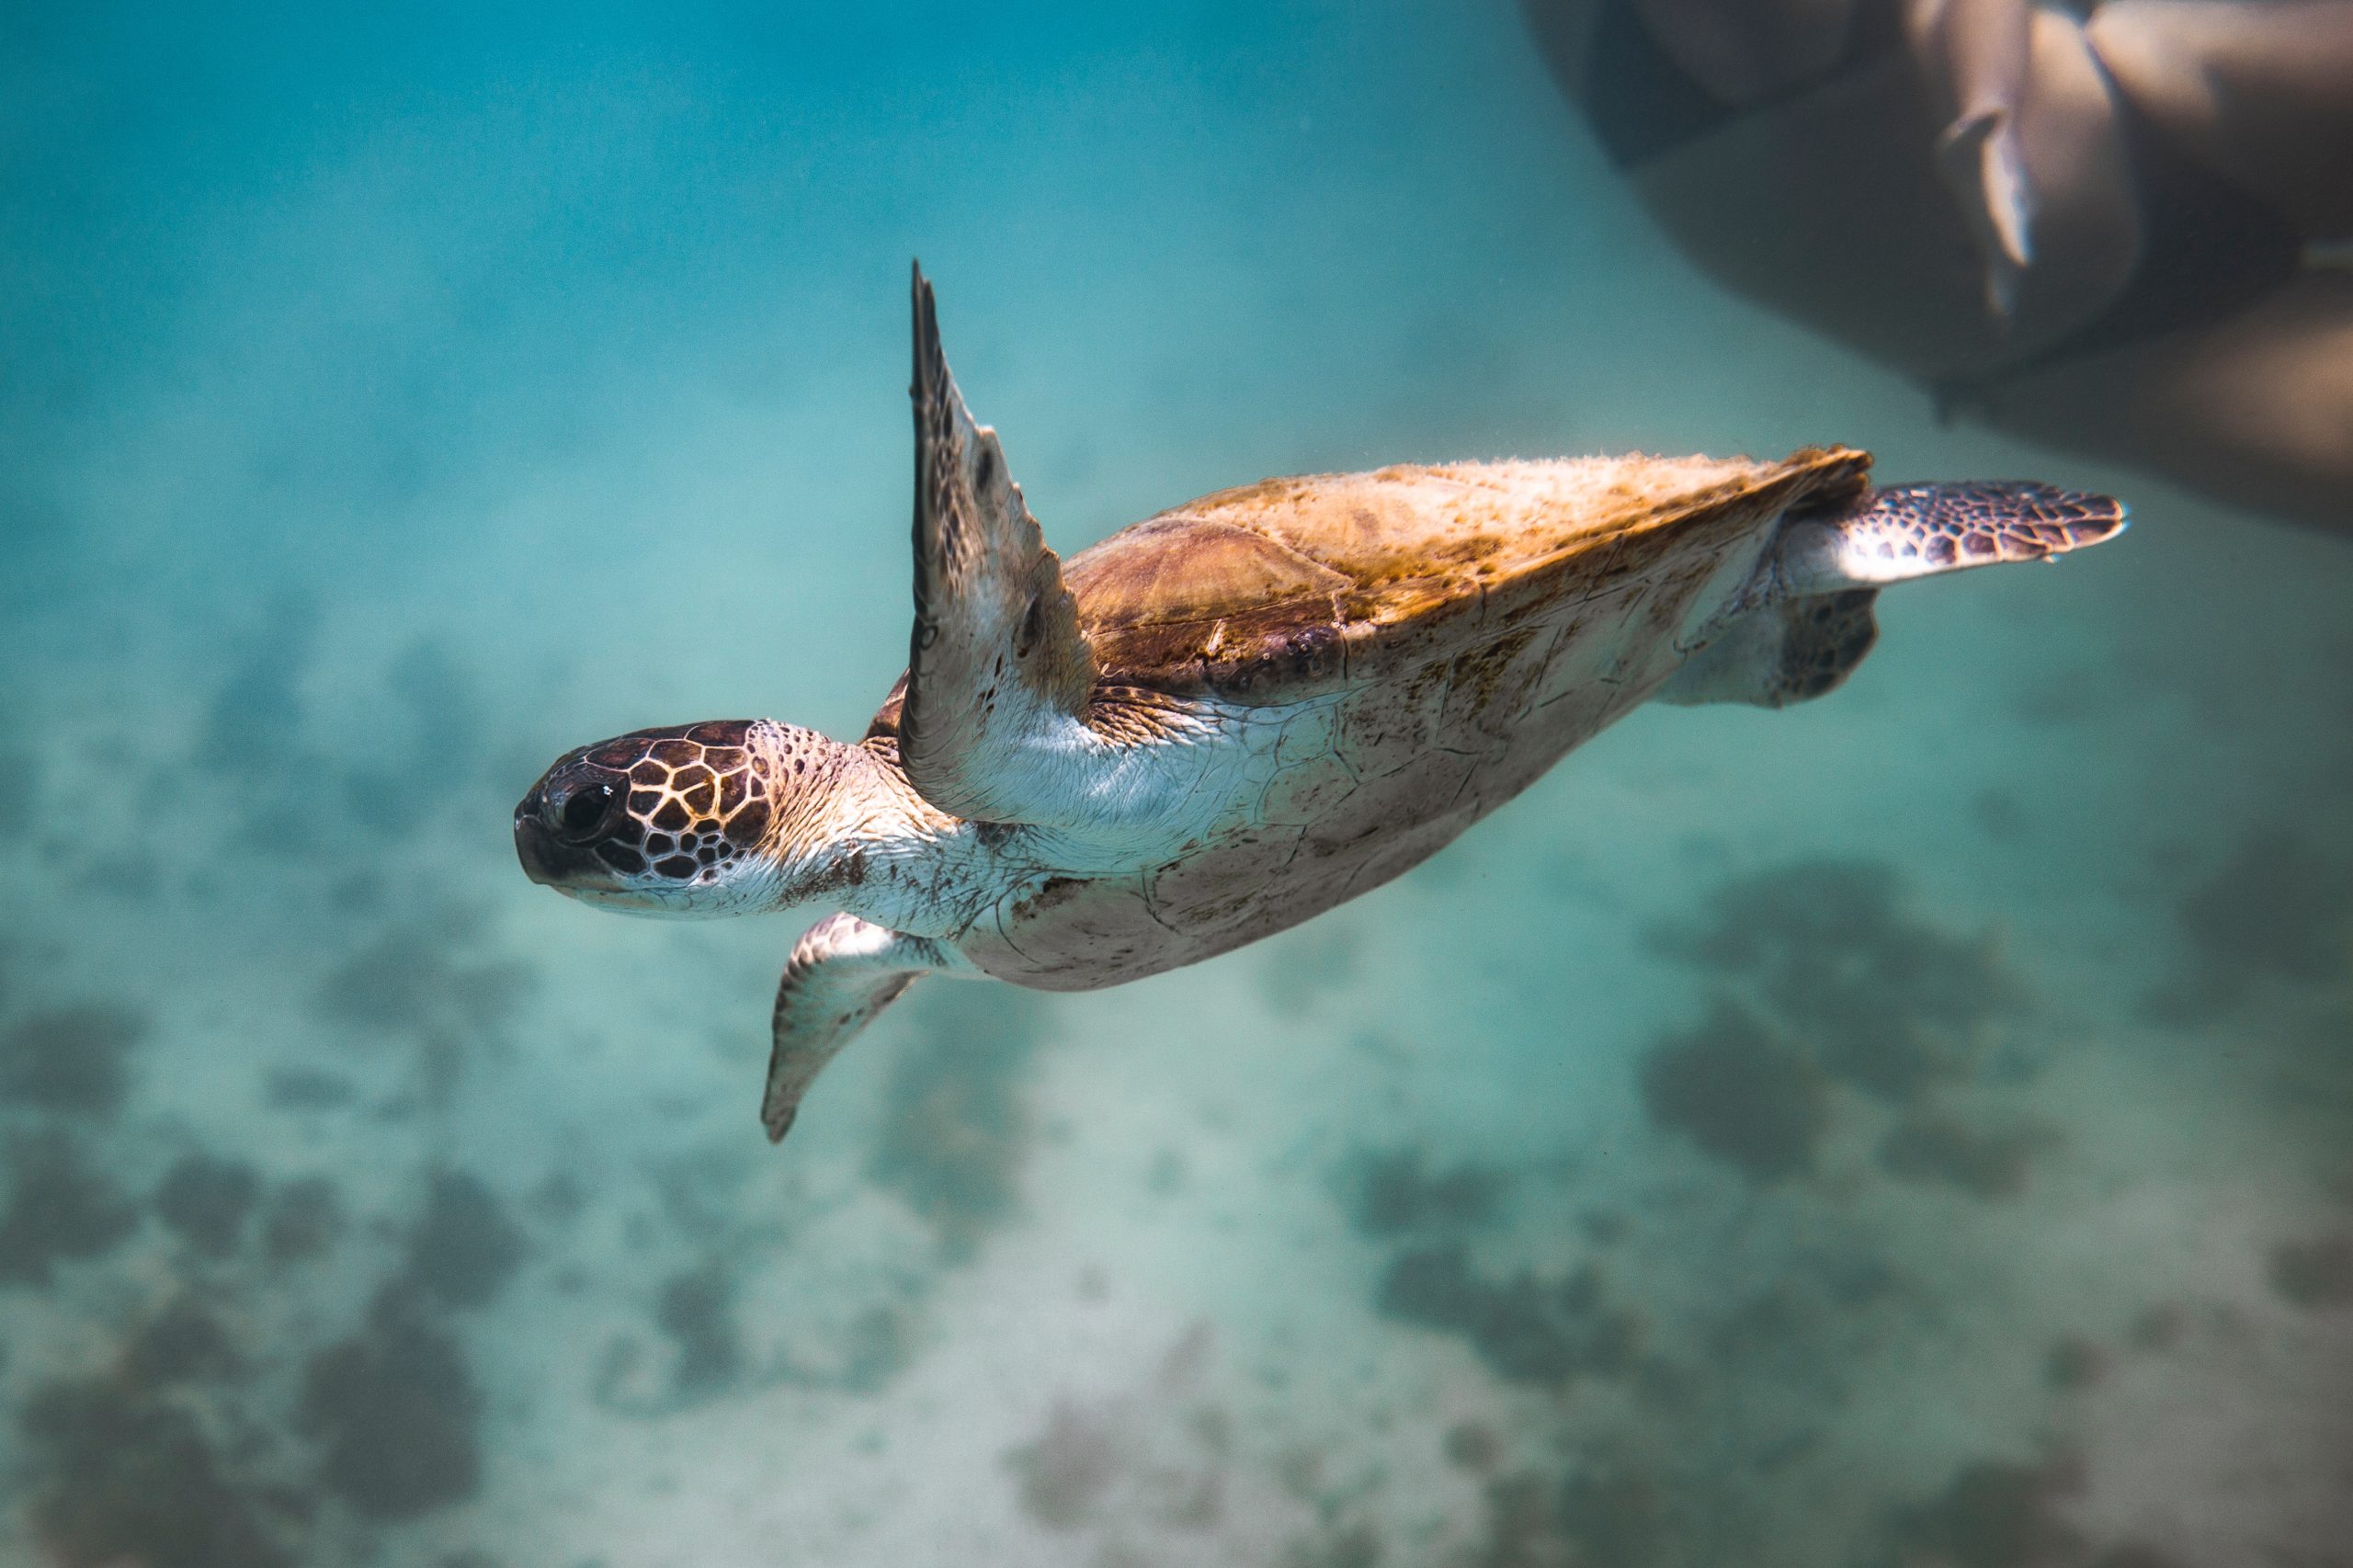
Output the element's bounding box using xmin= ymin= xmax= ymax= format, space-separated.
xmin=514 ymin=791 xmax=582 ymax=888
xmin=513 ymin=797 xmax=569 ymax=887
xmin=514 ymin=767 xmax=623 ymax=891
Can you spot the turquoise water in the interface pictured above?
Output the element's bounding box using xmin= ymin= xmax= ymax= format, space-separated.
xmin=5 ymin=4 xmax=2350 ymax=1564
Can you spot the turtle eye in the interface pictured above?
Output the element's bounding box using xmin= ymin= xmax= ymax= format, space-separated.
xmin=556 ymin=781 xmax=617 ymax=843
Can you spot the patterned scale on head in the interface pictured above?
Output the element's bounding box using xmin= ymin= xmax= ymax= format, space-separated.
xmin=514 ymin=720 xmax=814 ymax=911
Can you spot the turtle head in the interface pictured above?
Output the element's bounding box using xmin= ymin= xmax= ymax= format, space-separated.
xmin=515 ymin=720 xmax=816 ymax=917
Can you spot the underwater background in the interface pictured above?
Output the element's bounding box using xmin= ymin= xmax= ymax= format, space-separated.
xmin=5 ymin=2 xmax=2351 ymax=1564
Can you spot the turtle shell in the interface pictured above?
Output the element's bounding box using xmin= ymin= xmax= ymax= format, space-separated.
xmin=1064 ymin=446 xmax=1867 ymax=702
xmin=868 ymin=446 xmax=1870 ymax=734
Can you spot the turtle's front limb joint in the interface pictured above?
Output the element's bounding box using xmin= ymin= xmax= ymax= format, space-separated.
xmin=762 ymin=914 xmax=980 ymax=1144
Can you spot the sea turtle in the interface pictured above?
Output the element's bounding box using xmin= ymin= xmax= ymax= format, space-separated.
xmin=515 ymin=265 xmax=2124 ymax=1143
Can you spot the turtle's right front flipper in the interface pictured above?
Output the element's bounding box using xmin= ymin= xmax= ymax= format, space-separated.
xmin=762 ymin=913 xmax=979 ymax=1143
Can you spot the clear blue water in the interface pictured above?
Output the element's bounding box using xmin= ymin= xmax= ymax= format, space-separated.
xmin=5 ymin=4 xmax=2349 ymax=1564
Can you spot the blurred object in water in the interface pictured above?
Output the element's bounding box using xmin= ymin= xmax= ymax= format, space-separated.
xmin=1524 ymin=0 xmax=2353 ymax=535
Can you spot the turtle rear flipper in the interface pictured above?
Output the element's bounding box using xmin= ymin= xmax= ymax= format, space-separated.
xmin=1778 ymin=481 xmax=2127 ymax=594
xmin=1659 ymin=481 xmax=2124 ymax=709
xmin=1657 ymin=589 xmax=1882 ymax=709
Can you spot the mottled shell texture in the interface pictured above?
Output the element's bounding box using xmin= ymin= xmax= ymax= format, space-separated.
xmin=1060 ymin=448 xmax=1870 ymax=704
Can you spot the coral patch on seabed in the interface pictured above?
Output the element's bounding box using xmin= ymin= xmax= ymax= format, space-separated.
xmin=20 ymin=1377 xmax=296 ymax=1568
xmin=1636 ymin=861 xmax=2052 ymax=1199
xmin=0 ymin=1005 xmax=147 ymax=1119
xmin=1640 ymin=1000 xmax=1829 ymax=1185
xmin=300 ymin=1291 xmax=484 ymax=1520
xmin=0 ymin=1131 xmax=141 ymax=1285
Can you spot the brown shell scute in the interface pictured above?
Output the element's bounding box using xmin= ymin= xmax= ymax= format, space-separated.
xmin=1063 ymin=518 xmax=1349 ymax=626
xmin=1055 ymin=448 xmax=1872 ymax=706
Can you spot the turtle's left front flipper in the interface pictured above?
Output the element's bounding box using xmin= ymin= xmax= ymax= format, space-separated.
xmin=899 ymin=263 xmax=1100 ymax=824
xmin=762 ymin=913 xmax=979 ymax=1143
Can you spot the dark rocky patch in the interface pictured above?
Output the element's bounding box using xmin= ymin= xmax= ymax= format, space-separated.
xmin=313 ymin=917 xmax=532 ymax=1057
xmin=407 ymin=1168 xmax=527 ymax=1311
xmin=299 ymin=1290 xmax=482 ymax=1519
xmin=21 ymin=1376 xmax=293 ymax=1568
xmin=125 ymin=1297 xmax=246 ymax=1387
xmin=1272 ymin=1445 xmax=1324 ymax=1503
xmin=1146 ymin=1147 xmax=1188 ymax=1194
xmin=1378 ymin=1244 xmax=1641 ymax=1386
xmin=1556 ymin=1466 xmax=1668 ymax=1567
xmin=344 ymin=642 xmax=487 ymax=838
xmin=1459 ymin=1471 xmax=1566 ymax=1568
xmin=1708 ymin=1285 xmax=1817 ymax=1370
xmin=1653 ymin=861 xmax=2021 ymax=1106
xmin=1443 ymin=1422 xmax=1503 ymax=1471
xmin=2043 ymin=1338 xmax=2109 ymax=1392
xmin=1880 ymin=1460 xmax=2087 ymax=1568
xmin=1876 ymin=1460 xmax=2184 ymax=1568
xmin=1007 ymin=1401 xmax=1120 ymax=1528
xmin=837 ymin=1303 xmax=911 ymax=1393
xmin=1285 ymin=1521 xmax=1384 ymax=1568
xmin=154 ymin=1153 xmax=262 ymax=1258
xmin=1641 ymin=864 xmax=2044 ymax=1194
xmin=1877 ymin=1114 xmax=2046 ymax=1199
xmin=2085 ymin=1550 xmax=2192 ymax=1568
xmin=530 ymin=1168 xmax=589 ymax=1224
xmin=2153 ymin=832 xmax=2353 ymax=1018
xmin=0 ymin=744 xmax=37 ymax=851
xmin=0 ymin=1130 xmax=141 ymax=1284
xmin=647 ymin=1143 xmax=761 ymax=1242
xmin=196 ymin=592 xmax=317 ymax=780
xmin=261 ymin=1177 xmax=344 ymax=1265
xmin=342 ymin=765 xmax=428 ymax=838
xmin=1347 ymin=1147 xmax=1507 ymax=1237
xmin=1640 ymin=1002 xmax=1827 ymax=1186
xmin=2267 ymin=1233 xmax=2353 ymax=1309
xmin=2128 ymin=1303 xmax=2188 ymax=1352
xmin=1 ymin=1003 xmax=148 ymax=1118
xmin=327 ymin=870 xmax=387 ymax=915
xmin=1694 ymin=1267 xmax=1900 ymax=1412
xmin=870 ymin=983 xmax=1045 ymax=1260
xmin=655 ymin=1260 xmax=743 ymax=1398
xmin=1453 ymin=1462 xmax=1690 ymax=1568
xmin=264 ymin=1066 xmax=356 ymax=1109
xmin=189 ymin=596 xmax=339 ymax=856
